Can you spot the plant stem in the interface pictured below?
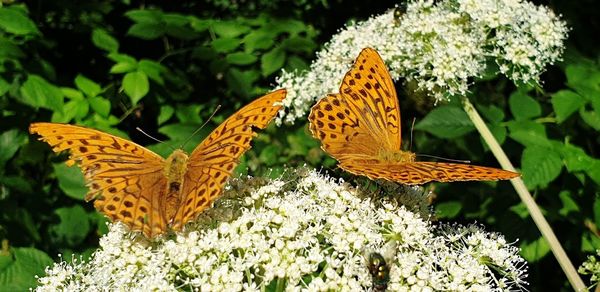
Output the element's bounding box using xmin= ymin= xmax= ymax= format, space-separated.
xmin=461 ymin=97 xmax=586 ymax=291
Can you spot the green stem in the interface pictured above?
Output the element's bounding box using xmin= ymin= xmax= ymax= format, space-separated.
xmin=461 ymin=97 xmax=586 ymax=291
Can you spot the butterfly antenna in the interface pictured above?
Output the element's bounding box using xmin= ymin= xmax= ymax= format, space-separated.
xmin=415 ymin=153 xmax=471 ymax=164
xmin=409 ymin=117 xmax=416 ymax=152
xmin=181 ymin=104 xmax=222 ymax=149
xmin=136 ymin=127 xmax=176 ymax=151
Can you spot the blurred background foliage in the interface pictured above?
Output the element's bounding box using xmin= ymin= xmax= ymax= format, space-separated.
xmin=0 ymin=0 xmax=598 ymax=290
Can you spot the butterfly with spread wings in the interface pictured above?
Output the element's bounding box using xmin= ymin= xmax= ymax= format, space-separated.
xmin=30 ymin=89 xmax=286 ymax=238
xmin=308 ymin=48 xmax=518 ymax=185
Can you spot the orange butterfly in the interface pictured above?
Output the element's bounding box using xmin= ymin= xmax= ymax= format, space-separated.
xmin=30 ymin=89 xmax=286 ymax=238
xmin=308 ymin=48 xmax=518 ymax=185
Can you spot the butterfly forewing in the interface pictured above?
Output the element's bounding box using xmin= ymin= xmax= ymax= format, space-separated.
xmin=170 ymin=89 xmax=286 ymax=231
xmin=29 ymin=123 xmax=169 ymax=237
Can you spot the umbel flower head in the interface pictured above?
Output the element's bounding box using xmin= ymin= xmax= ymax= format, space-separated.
xmin=35 ymin=169 xmax=527 ymax=291
xmin=275 ymin=0 xmax=568 ymax=124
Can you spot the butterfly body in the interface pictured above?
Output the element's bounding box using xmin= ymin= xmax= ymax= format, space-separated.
xmin=309 ymin=48 xmax=519 ymax=185
xmin=31 ymin=89 xmax=286 ymax=238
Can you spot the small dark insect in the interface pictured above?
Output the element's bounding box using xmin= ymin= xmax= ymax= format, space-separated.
xmin=368 ymin=252 xmax=391 ymax=291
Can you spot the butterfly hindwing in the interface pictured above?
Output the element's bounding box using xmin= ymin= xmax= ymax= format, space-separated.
xmin=29 ymin=123 xmax=169 ymax=237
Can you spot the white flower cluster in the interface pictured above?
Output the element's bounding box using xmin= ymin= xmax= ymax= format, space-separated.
xmin=578 ymin=250 xmax=600 ymax=289
xmin=275 ymin=0 xmax=568 ymax=124
xmin=35 ymin=170 xmax=527 ymax=291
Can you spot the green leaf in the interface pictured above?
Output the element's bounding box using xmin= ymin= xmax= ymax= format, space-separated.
xmin=75 ymin=75 xmax=101 ymax=97
xmin=261 ymin=47 xmax=285 ymax=76
xmin=477 ymin=105 xmax=505 ymax=123
xmin=579 ymin=107 xmax=600 ymax=131
xmin=91 ymin=28 xmax=119 ymax=52
xmin=258 ymin=145 xmax=281 ymax=166
xmin=594 ymin=196 xmax=600 ymax=228
xmin=19 ymin=75 xmax=64 ymax=112
xmin=89 ymin=96 xmax=111 ymax=117
xmin=0 ymin=77 xmax=10 ymax=96
xmin=127 ymin=22 xmax=165 ymax=40
xmin=110 ymin=62 xmax=138 ymax=74
xmin=558 ymin=191 xmax=580 ymax=217
xmin=586 ymin=161 xmax=600 ymax=185
xmin=414 ymin=105 xmax=474 ymax=138
xmin=557 ymin=143 xmax=594 ymax=172
xmin=521 ymin=146 xmax=562 ymax=189
xmin=435 ymin=201 xmax=462 ymax=219
xmin=158 ymin=105 xmax=174 ymax=125
xmin=0 ymin=247 xmax=53 ymax=291
xmin=507 ymin=120 xmax=550 ymax=147
xmin=175 ymin=104 xmax=203 ymax=124
xmin=61 ymin=87 xmax=84 ymax=100
xmin=211 ymin=38 xmax=241 ymax=53
xmin=107 ymin=53 xmax=137 ymax=65
xmin=242 ymin=30 xmax=275 ymax=51
xmin=138 ymin=60 xmax=166 ymax=84
xmin=509 ymin=91 xmax=541 ymax=120
xmin=281 ymin=36 xmax=316 ymax=53
xmin=49 ymin=205 xmax=90 ymax=246
xmin=226 ymin=68 xmax=253 ymax=98
xmin=226 ymin=52 xmax=258 ymax=65
xmin=0 ymin=129 xmax=28 ymax=168
xmin=189 ymin=17 xmax=211 ymax=32
xmin=125 ymin=9 xmax=163 ymax=23
xmin=0 ymin=36 xmax=24 ymax=59
xmin=0 ymin=7 xmax=40 ymax=35
xmin=51 ymin=99 xmax=89 ymax=123
xmin=122 ymin=71 xmax=149 ymax=104
xmin=520 ymin=236 xmax=550 ymax=262
xmin=286 ymin=55 xmax=309 ymax=72
xmin=551 ymin=90 xmax=586 ymax=123
xmin=212 ymin=21 xmax=250 ymax=38
xmin=53 ymin=163 xmax=87 ymax=200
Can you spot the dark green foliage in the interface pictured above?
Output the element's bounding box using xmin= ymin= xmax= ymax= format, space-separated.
xmin=0 ymin=0 xmax=598 ymax=291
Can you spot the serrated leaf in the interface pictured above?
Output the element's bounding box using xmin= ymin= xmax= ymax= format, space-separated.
xmin=551 ymin=90 xmax=586 ymax=123
xmin=226 ymin=52 xmax=258 ymax=65
xmin=0 ymin=7 xmax=40 ymax=35
xmin=61 ymin=87 xmax=84 ymax=100
xmin=261 ymin=47 xmax=285 ymax=76
xmin=75 ymin=75 xmax=101 ymax=97
xmin=158 ymin=105 xmax=174 ymax=125
xmin=509 ymin=91 xmax=541 ymax=120
xmin=0 ymin=129 xmax=28 ymax=168
xmin=91 ymin=28 xmax=119 ymax=52
xmin=49 ymin=205 xmax=90 ymax=246
xmin=521 ymin=146 xmax=562 ymax=189
xmin=89 ymin=96 xmax=111 ymax=117
xmin=0 ymin=248 xmax=53 ymax=291
xmin=557 ymin=143 xmax=593 ymax=172
xmin=51 ymin=99 xmax=89 ymax=123
xmin=53 ymin=163 xmax=87 ymax=200
xmin=415 ymin=105 xmax=474 ymax=138
xmin=122 ymin=71 xmax=149 ymax=104
xmin=507 ymin=120 xmax=550 ymax=147
xmin=19 ymin=75 xmax=64 ymax=112
xmin=520 ymin=236 xmax=550 ymax=262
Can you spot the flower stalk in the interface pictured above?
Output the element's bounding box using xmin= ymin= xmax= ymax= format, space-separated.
xmin=461 ymin=96 xmax=585 ymax=291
